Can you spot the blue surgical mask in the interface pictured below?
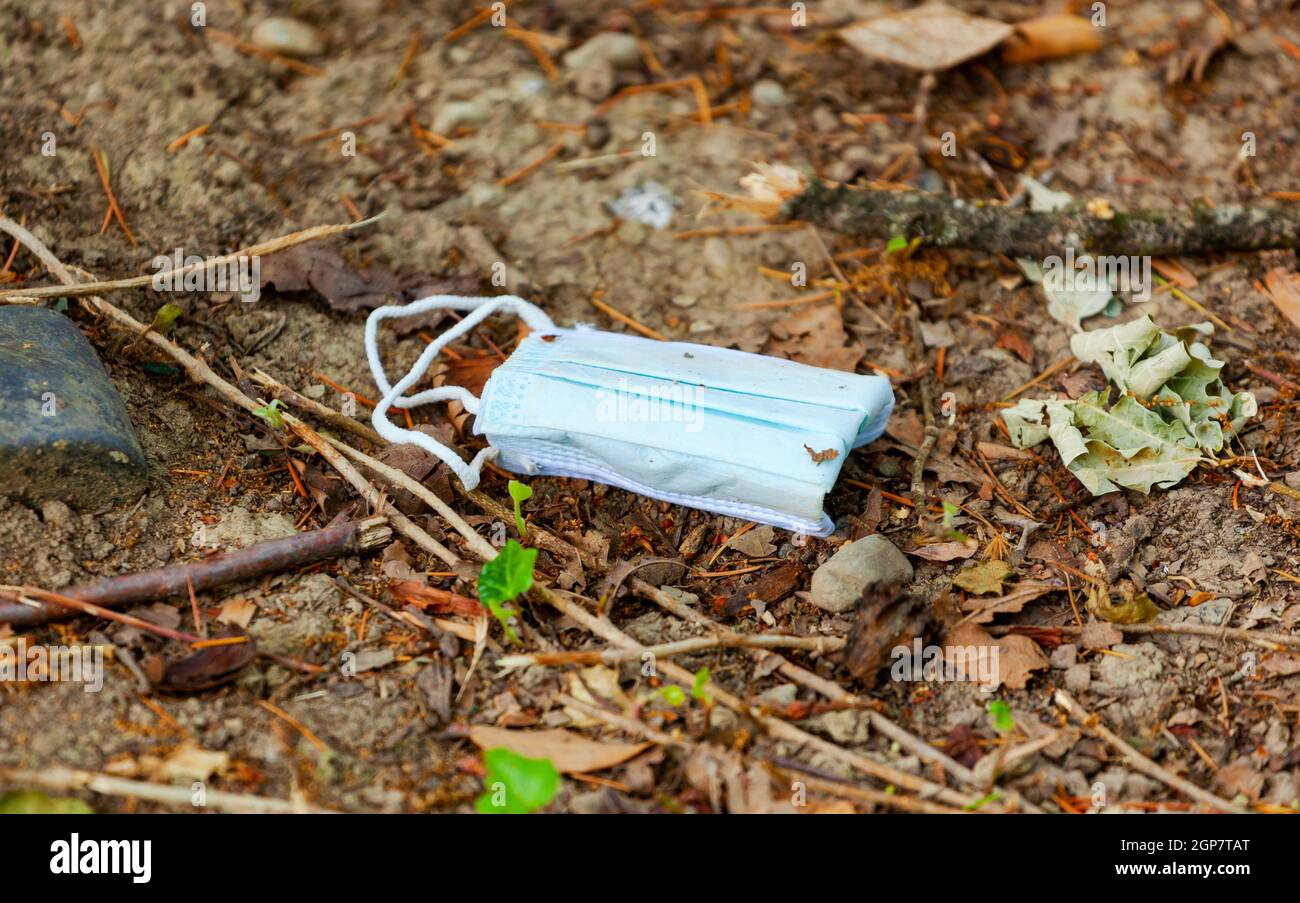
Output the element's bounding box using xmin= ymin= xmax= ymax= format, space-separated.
xmin=366 ymin=296 xmax=893 ymax=536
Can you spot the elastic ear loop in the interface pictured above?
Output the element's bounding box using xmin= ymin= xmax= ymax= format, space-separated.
xmin=365 ymin=295 xmax=556 ymax=490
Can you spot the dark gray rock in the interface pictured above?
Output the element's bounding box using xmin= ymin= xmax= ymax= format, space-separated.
xmin=0 ymin=306 xmax=146 ymax=508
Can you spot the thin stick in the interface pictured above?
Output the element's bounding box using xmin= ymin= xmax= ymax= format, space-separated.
xmin=248 ymin=370 xmax=384 ymax=445
xmin=629 ymin=577 xmax=1044 ymax=813
xmin=0 ymin=218 xmax=377 ymax=302
xmin=0 ymin=518 xmax=389 ymax=628
xmin=993 ymin=620 xmax=1300 ymax=651
xmin=498 ymin=631 xmax=845 ymax=669
xmin=496 ymin=140 xmax=565 ymax=188
xmin=769 ymin=761 xmax=969 ymax=814
xmin=320 ymin=434 xmax=495 ymax=562
xmin=286 ymin=415 xmax=463 ymax=568
xmin=590 ymin=292 xmax=667 ymax=340
xmin=1054 ymin=690 xmax=1245 ymax=812
xmin=0 ymin=765 xmax=333 ymax=813
xmin=534 ymin=583 xmax=987 ymax=810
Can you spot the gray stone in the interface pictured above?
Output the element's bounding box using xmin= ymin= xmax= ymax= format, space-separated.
xmin=1064 ymin=663 xmax=1091 ymax=692
xmin=809 ymin=535 xmax=913 ymax=613
xmin=1049 ymin=643 xmax=1078 ymax=670
xmin=1095 ymin=642 xmax=1165 ymax=689
xmin=751 ymin=79 xmax=788 ymax=107
xmin=803 ymin=709 xmax=870 ymax=745
xmin=0 ymin=306 xmax=147 ymax=509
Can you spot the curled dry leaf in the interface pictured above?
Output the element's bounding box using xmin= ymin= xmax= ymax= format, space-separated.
xmin=1002 ymin=14 xmax=1104 ymax=64
xmin=839 ymin=1 xmax=1013 ymax=72
xmin=943 ymin=621 xmax=1048 ymax=691
xmin=467 ymin=725 xmax=650 ymax=774
xmin=160 ymin=631 xmax=257 ymax=693
xmin=389 ymin=580 xmax=484 ymax=618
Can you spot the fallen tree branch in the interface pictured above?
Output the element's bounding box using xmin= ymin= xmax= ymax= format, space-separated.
xmin=0 ymin=217 xmax=379 ymax=303
xmin=497 ymin=630 xmax=845 ymax=669
xmin=0 ymin=517 xmax=390 ymax=628
xmin=1053 ymin=689 xmax=1246 ymax=813
xmin=0 ymin=765 xmax=334 ymax=813
xmin=780 ymin=180 xmax=1300 ymax=257
xmin=992 ymin=620 xmax=1300 ymax=651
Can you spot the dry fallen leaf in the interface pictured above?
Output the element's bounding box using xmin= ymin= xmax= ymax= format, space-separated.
xmin=959 ymin=582 xmax=1057 ymax=625
xmin=216 ymin=598 xmax=257 ymax=629
xmin=153 ymin=742 xmax=229 ymax=783
xmin=763 ymin=304 xmax=865 ymax=372
xmin=1002 ymin=13 xmax=1104 ymax=64
xmin=944 ymin=621 xmax=1049 ymax=690
xmin=1262 ymin=268 xmax=1300 ymax=333
xmin=467 ymin=726 xmax=650 ymax=774
xmin=908 ymin=540 xmax=977 ymax=562
xmin=1078 ymin=619 xmax=1124 ymax=650
xmin=840 ymin=1 xmax=1013 ymax=72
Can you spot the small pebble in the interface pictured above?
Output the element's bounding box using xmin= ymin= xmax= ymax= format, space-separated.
xmin=433 ymin=99 xmax=489 ymax=135
xmin=249 ymin=17 xmax=324 ymax=57
xmin=751 ymin=79 xmax=788 ymax=108
xmin=563 ymin=32 xmax=642 ymax=71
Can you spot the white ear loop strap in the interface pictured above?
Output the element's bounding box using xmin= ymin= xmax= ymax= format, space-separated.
xmin=365 ymin=294 xmax=556 ymax=490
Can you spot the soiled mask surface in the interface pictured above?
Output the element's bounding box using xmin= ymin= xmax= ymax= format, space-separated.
xmin=368 ymin=296 xmax=894 ymax=536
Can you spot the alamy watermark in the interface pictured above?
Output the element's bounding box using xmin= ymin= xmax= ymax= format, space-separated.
xmin=890 ymin=638 xmax=999 ymax=690
xmin=594 ymin=377 xmax=705 ymax=433
xmin=1042 ymin=248 xmax=1152 ymax=303
xmin=0 ymin=638 xmax=103 ymax=693
xmin=151 ymin=248 xmax=261 ymax=302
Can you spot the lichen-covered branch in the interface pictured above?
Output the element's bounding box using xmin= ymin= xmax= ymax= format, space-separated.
xmin=783 ymin=181 xmax=1300 ymax=257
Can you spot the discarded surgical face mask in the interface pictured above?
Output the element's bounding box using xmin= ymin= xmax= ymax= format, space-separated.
xmin=366 ymin=296 xmax=894 ymax=537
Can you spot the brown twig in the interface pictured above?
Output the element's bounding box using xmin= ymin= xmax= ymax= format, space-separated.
xmin=0 ymin=765 xmax=334 ymax=813
xmin=1054 ymin=689 xmax=1246 ymax=812
xmin=0 ymin=518 xmax=389 ymax=628
xmin=783 ymin=180 xmax=1300 ymax=257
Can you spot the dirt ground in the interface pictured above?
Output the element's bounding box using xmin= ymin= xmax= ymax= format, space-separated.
xmin=2 ymin=0 xmax=1299 ymax=814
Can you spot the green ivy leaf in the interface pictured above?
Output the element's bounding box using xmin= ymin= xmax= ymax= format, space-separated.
xmin=475 ymin=748 xmax=559 ymax=814
xmin=986 ymin=700 xmax=1014 ymax=734
xmin=0 ymin=790 xmax=94 ymax=814
xmin=507 ymin=479 xmax=532 ymax=537
xmin=477 ymin=539 xmax=537 ymax=645
xmin=252 ymin=399 xmax=286 ymax=429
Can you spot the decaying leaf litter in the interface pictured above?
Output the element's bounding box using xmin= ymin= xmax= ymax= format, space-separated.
xmin=2 ymin=1 xmax=1300 ymax=814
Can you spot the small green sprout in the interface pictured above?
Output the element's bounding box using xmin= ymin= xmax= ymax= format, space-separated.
xmin=507 ymin=479 xmax=532 ymax=537
xmin=0 ymin=790 xmax=93 ymax=814
xmin=986 ymin=699 xmax=1015 ymax=734
xmin=252 ymin=398 xmax=286 ymax=428
xmin=691 ymin=667 xmax=713 ymax=705
xmin=885 ymin=235 xmax=909 ymax=255
xmin=150 ymin=302 xmax=184 ymax=335
xmin=475 ymin=748 xmax=559 ymax=814
xmin=963 ymin=791 xmax=1003 ymax=811
xmin=476 ymin=539 xmax=537 ymax=644
xmin=653 ymin=684 xmax=687 ymax=707
xmin=940 ymin=500 xmax=970 ymax=542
